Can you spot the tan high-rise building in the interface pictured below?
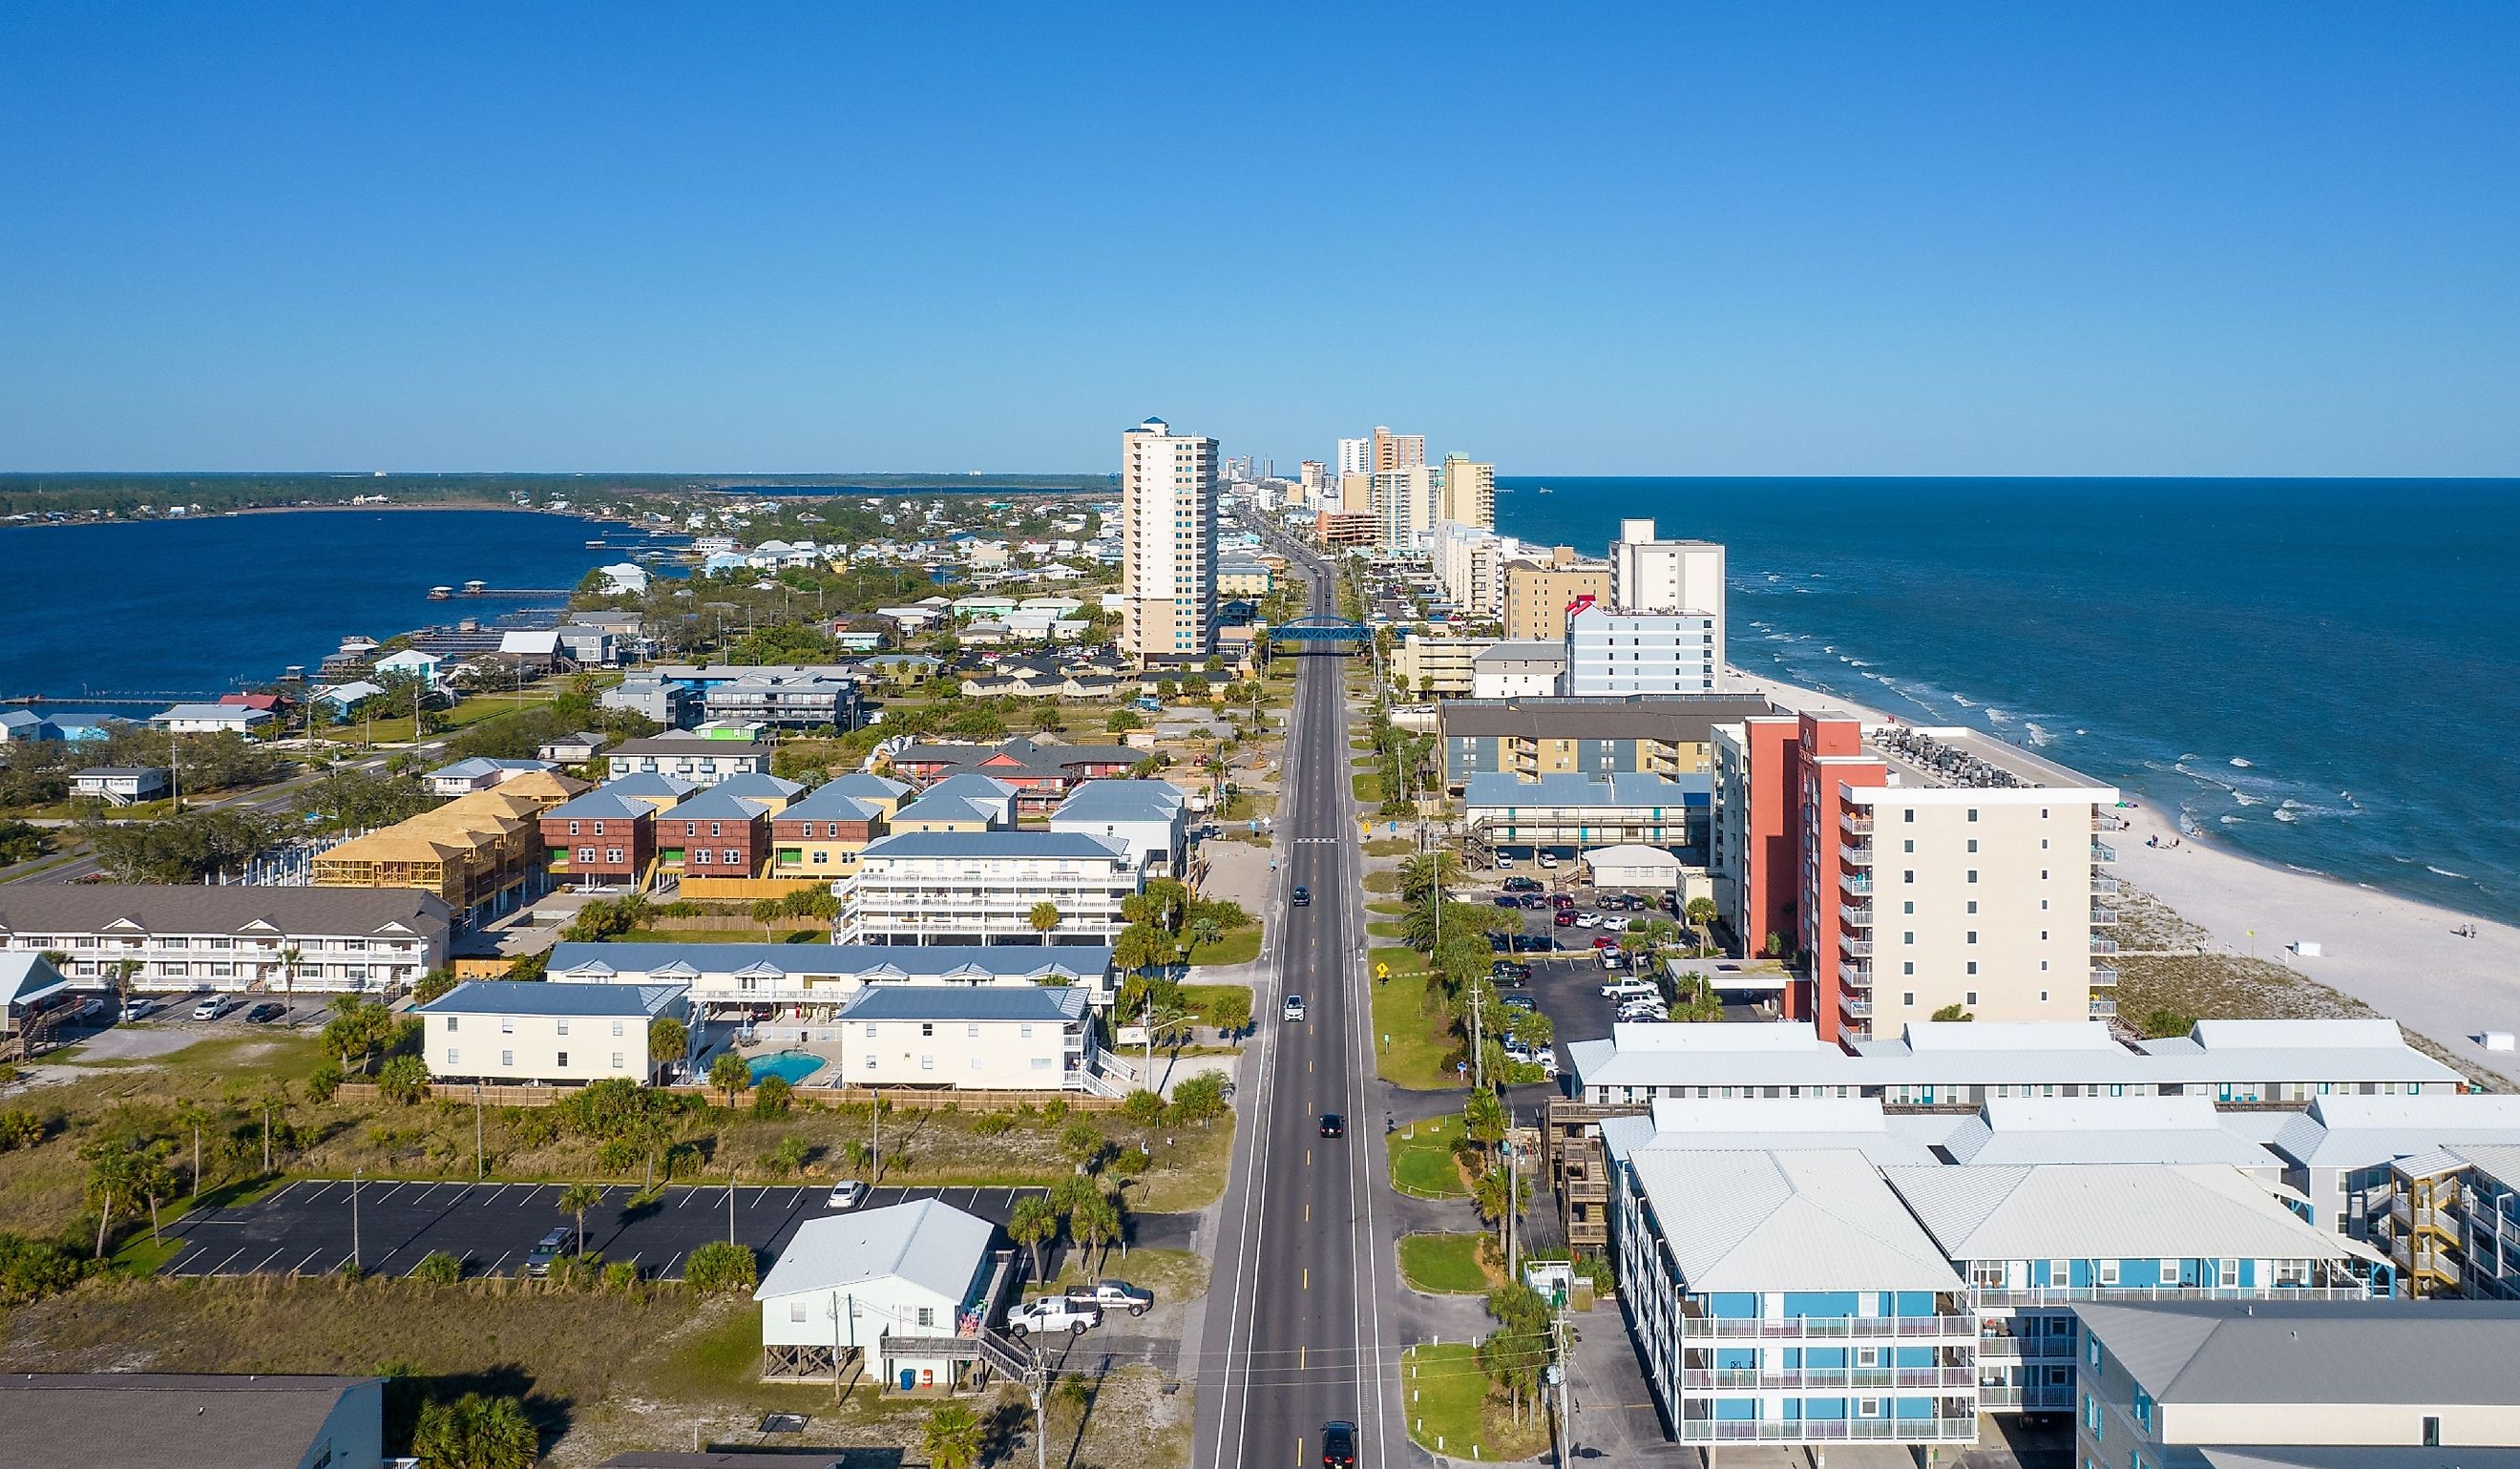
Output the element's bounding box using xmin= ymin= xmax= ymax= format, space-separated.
xmin=1372 ymin=425 xmax=1425 ymax=472
xmin=1336 ymin=472 xmax=1374 ymax=515
xmin=1502 ymin=550 xmax=1612 ymax=640
xmin=1120 ymin=416 xmax=1218 ymax=665
xmin=1372 ymin=465 xmax=1438 ymax=547
xmin=1439 ymin=453 xmax=1495 ymax=529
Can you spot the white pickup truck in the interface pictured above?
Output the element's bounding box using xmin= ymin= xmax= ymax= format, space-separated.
xmin=1005 ymin=1297 xmax=1101 ymax=1338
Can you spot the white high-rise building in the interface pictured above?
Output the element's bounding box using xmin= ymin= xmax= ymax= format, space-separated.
xmin=1335 ymin=436 xmax=1373 ymax=477
xmin=1372 ymin=465 xmax=1438 ymax=547
xmin=1563 ymin=603 xmax=1719 ymax=695
xmin=1609 ymin=518 xmax=1727 ymax=688
xmin=1120 ymin=416 xmax=1218 ymax=664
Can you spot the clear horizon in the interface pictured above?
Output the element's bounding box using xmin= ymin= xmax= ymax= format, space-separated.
xmin=4 ymin=4 xmax=2515 ymax=477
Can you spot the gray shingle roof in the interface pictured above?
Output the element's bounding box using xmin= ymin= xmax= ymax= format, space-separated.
xmin=0 ymin=1375 xmax=381 ymax=1469
xmin=420 ymin=980 xmax=684 ymax=1018
xmin=545 ymin=789 xmax=659 ymax=821
xmin=547 ymin=942 xmax=1110 ymax=983
xmin=0 ymin=885 xmax=450 ymax=938
xmin=2073 ymin=1298 xmax=2520 ymax=1406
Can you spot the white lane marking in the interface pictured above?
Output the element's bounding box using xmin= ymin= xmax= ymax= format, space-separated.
xmin=660 ymin=1250 xmax=683 ymax=1277
xmin=294 ymin=1249 xmax=326 ymax=1275
xmin=203 ymin=1247 xmax=246 ymax=1275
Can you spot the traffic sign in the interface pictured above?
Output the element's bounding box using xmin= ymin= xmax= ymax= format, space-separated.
xmin=1375 ymin=962 xmax=1389 ymax=978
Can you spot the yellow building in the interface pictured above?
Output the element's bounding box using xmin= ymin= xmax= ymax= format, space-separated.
xmin=1502 ymin=553 xmax=1612 ymax=640
xmin=314 ymin=770 xmax=584 ymax=924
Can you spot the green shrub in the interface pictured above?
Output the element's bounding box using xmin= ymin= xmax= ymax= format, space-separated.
xmin=303 ymin=1061 xmax=343 ymax=1104
xmin=684 ymin=1240 xmax=759 ymax=1292
xmin=1040 ymin=1098 xmax=1071 ymax=1126
xmin=410 ymin=1250 xmax=464 ymax=1285
xmin=1120 ymin=1089 xmax=1166 ymax=1126
xmin=375 ymin=1055 xmax=430 ymax=1105
xmin=751 ymin=1075 xmax=792 ymax=1117
xmin=0 ymin=1110 xmax=44 ymax=1151
xmin=604 ymin=1259 xmax=641 ymax=1292
xmin=973 ymin=1111 xmax=1015 ymax=1137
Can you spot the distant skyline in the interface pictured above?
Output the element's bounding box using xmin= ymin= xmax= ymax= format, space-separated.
xmin=3 ymin=4 xmax=2514 ymax=477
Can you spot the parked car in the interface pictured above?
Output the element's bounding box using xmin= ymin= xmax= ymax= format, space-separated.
xmin=826 ymin=1180 xmax=868 ymax=1209
xmin=1518 ymin=893 xmax=1548 ymax=910
xmin=1590 ymin=935 xmax=1621 ymax=951
xmin=71 ymin=997 xmax=106 ymax=1022
xmin=1291 ymin=885 xmax=1311 ymax=907
xmin=244 ymin=1001 xmax=286 ymax=1023
xmin=1318 ymin=1113 xmax=1345 ymax=1138
xmin=1493 ymin=853 xmax=1515 ymax=870
xmin=121 ymin=997 xmax=158 ymax=1020
xmin=1553 ymin=912 xmax=1575 ymax=928
xmin=1509 ymin=934 xmax=1551 ymax=952
xmin=1502 ymin=876 xmax=1542 ymax=893
xmin=1283 ymin=995 xmax=1306 ymax=1022
xmin=1573 ymin=912 xmax=1601 ymax=929
xmin=524 ymin=1227 xmax=572 ymax=1277
xmin=1600 ymin=949 xmax=1626 ymax=969
xmin=190 ymin=997 xmax=231 ymax=1022
xmin=1006 ymin=1298 xmax=1101 ymax=1337
xmin=1549 ymin=893 xmax=1575 ymax=910
xmin=1499 ymin=994 xmax=1537 ymax=1013
xmin=1538 ymin=1050 xmax=1561 ymax=1077
xmin=1502 ymin=1040 xmax=1534 ymax=1065
xmin=1490 ymin=894 xmax=1522 ymax=908
xmin=1490 ymin=961 xmax=1531 ymax=982
xmin=1536 ymin=853 xmax=1559 ymax=869
xmin=1602 ymin=978 xmax=1659 ymax=1001
xmin=1065 ymin=1280 xmax=1154 ymax=1316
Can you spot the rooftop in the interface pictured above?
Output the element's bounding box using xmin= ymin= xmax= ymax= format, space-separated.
xmin=1461 ymin=771 xmax=1712 ymax=809
xmin=753 ymin=1197 xmax=994 ymax=1307
xmin=1859 ymin=724 xmax=2115 ymax=795
xmin=1625 ymin=1147 xmax=1967 ymax=1294
xmin=857 ymin=830 xmax=1126 ymax=862
xmin=0 ymin=1374 xmax=382 ymax=1469
xmin=543 ymin=788 xmax=659 ymax=821
xmin=1942 ymin=1096 xmax=2278 ymax=1168
xmin=547 ymin=941 xmax=1110 ymax=983
xmin=2267 ymin=1092 xmax=2520 ymax=1168
xmin=1441 ymin=693 xmax=1774 ymax=743
xmin=776 ymin=785 xmax=883 ymax=824
xmin=0 ymin=885 xmax=451 ymax=938
xmin=419 ymin=980 xmax=684 ymax=1018
xmin=2071 ymin=1298 xmax=2520 ymax=1405
xmin=659 ymin=788 xmax=772 ymax=822
xmin=1884 ymin=1163 xmax=2355 ymax=1263
xmin=839 ymin=985 xmax=1090 ymax=1023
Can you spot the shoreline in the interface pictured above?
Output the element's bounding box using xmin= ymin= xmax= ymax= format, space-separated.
xmin=1730 ymin=667 xmax=2520 ymax=1087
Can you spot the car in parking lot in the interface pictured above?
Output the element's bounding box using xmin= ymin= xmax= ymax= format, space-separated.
xmin=1599 ymin=948 xmax=1626 ymax=969
xmin=1283 ymin=995 xmax=1306 ymax=1022
xmin=244 ymin=1001 xmax=287 ymax=1023
xmin=1492 ymin=853 xmax=1515 ymax=870
xmin=1489 ymin=960 xmax=1531 ymax=983
xmin=524 ymin=1227 xmax=572 ymax=1277
xmin=826 ymin=1180 xmax=868 ymax=1209
xmin=1518 ymin=893 xmax=1547 ymax=910
xmin=1552 ymin=912 xmax=1575 ymax=928
xmin=1499 ymin=993 xmax=1537 ymax=1013
xmin=1573 ymin=912 xmax=1601 ymax=928
xmin=1549 ymin=893 xmax=1575 ymax=910
xmin=1490 ymin=893 xmax=1522 ymax=908
xmin=1537 ymin=853 xmax=1559 ymax=869
xmin=190 ymin=996 xmax=232 ymax=1022
xmin=1007 ymin=1298 xmax=1102 ymax=1337
xmin=1065 ymin=1279 xmax=1154 ymax=1316
xmin=1502 ymin=876 xmax=1542 ymax=893
xmin=1511 ymin=934 xmax=1551 ymax=952
xmin=121 ymin=997 xmax=158 ymax=1020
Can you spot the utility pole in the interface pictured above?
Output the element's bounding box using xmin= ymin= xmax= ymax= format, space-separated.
xmin=474 ymin=1082 xmax=485 ymax=1182
xmin=1551 ymin=1306 xmax=1575 ymax=1465
xmin=728 ymin=1166 xmax=737 ymax=1242
xmin=350 ymin=1169 xmax=363 ymax=1272
xmin=1505 ymin=1137 xmax=1518 ymax=1280
xmin=1023 ymin=1354 xmax=1049 ymax=1469
xmin=1470 ymin=989 xmax=1484 ymax=1090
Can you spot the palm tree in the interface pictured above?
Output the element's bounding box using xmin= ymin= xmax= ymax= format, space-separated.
xmin=278 ymin=945 xmax=303 ymax=1000
xmin=172 ymin=1102 xmax=216 ymax=1195
xmin=1072 ymin=1190 xmax=1124 ymax=1269
xmin=107 ymin=958 xmax=141 ymax=1019
xmin=557 ymin=1182 xmax=602 ymax=1256
xmin=1186 ymin=916 xmax=1224 ymax=960
xmin=709 ymin=1051 xmax=750 ymax=1105
xmin=1028 ymin=901 xmax=1061 ymax=945
xmin=1008 ymin=1195 xmax=1059 ymax=1278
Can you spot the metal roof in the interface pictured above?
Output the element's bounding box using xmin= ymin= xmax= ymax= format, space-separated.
xmin=1053 ymin=779 xmax=1186 ymax=820
xmin=2195 ymin=1451 xmax=2520 ymax=1469
xmin=597 ymin=771 xmax=698 ymax=799
xmin=858 ymin=831 xmax=1126 ymax=862
xmin=1942 ymin=1096 xmax=2280 ymax=1168
xmin=1635 ymin=1096 xmax=1940 ymax=1165
xmin=547 ymin=941 xmax=1111 ymax=983
xmin=825 ymin=772 xmax=912 ymax=799
xmin=776 ymin=785 xmax=882 ymax=823
xmin=0 ymin=953 xmax=72 ymax=1010
xmin=420 ymin=980 xmax=684 ymax=1018
xmin=2071 ymin=1298 xmax=2520 ymax=1406
xmin=1883 ymin=1163 xmax=2354 ymax=1263
xmin=753 ymin=1197 xmax=994 ymax=1307
xmin=1625 ymin=1147 xmax=1967 ymax=1294
xmin=2269 ymin=1093 xmax=2520 ymax=1168
xmin=711 ymin=772 xmax=806 ymax=801
xmin=0 ymin=1375 xmax=384 ymax=1469
xmin=544 ymin=789 xmax=659 ymax=821
xmin=1441 ymin=693 xmax=1775 ymax=742
xmin=838 ymin=986 xmax=1089 ymax=1023
xmin=1461 ymin=771 xmax=1712 ymax=810
xmin=660 ymin=787 xmax=772 ymax=822
xmin=0 ymin=885 xmax=451 ymax=938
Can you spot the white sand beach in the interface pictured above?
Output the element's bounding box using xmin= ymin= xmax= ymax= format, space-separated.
xmin=1729 ymin=668 xmax=2520 ymax=1087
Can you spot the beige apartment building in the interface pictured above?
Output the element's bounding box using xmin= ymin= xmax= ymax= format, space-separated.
xmin=1502 ymin=550 xmax=1612 ymax=640
xmin=419 ymin=979 xmax=693 ymax=1086
xmin=1119 ymin=416 xmax=1218 ymax=664
xmin=1439 ymin=453 xmax=1496 ymax=529
xmin=1372 ymin=425 xmax=1425 ymax=472
xmin=832 ymin=985 xmax=1101 ymax=1092
xmin=1393 ymin=632 xmax=1497 ymax=696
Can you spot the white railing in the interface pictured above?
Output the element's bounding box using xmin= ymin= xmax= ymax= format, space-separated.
xmin=1971 ymin=1284 xmax=2372 ymax=1307
xmin=1686 ymin=1367 xmax=1975 ymax=1391
xmin=1682 ymin=1314 xmax=1975 ymax=1340
xmin=1679 ymin=1417 xmax=1976 ymax=1445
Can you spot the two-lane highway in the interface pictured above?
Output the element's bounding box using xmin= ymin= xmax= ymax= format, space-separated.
xmin=1197 ymin=542 xmax=1398 ymax=1469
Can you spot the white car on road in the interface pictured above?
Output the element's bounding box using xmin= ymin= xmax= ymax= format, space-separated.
xmin=1283 ymin=995 xmax=1306 ymax=1022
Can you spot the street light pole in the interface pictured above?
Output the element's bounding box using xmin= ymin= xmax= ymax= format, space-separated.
xmin=350 ymin=1169 xmax=362 ymax=1272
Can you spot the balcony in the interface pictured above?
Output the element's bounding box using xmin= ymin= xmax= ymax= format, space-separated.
xmin=2090 ymin=966 xmax=2118 ymax=987
xmin=1680 ymin=1418 xmax=1977 ymax=1445
xmin=1842 ymin=871 xmax=1874 ymax=894
xmin=1684 ymin=1366 xmax=1976 ymax=1392
xmin=2090 ymin=905 xmax=2120 ymax=925
xmin=1843 ymin=938 xmax=1874 ymax=958
xmin=1976 ymin=1336 xmax=2076 ymax=1359
xmin=2090 ymin=935 xmax=2119 ymax=955
xmin=2090 ymin=875 xmax=2120 ymax=897
xmin=1977 ymin=1383 xmax=2076 ymax=1412
xmin=1970 ymin=1284 xmax=2375 ymax=1307
xmin=2090 ymin=841 xmax=2116 ymax=864
xmin=1839 ymin=958 xmax=1872 ymax=986
xmin=1839 ymin=902 xmax=1875 ymax=929
xmin=1840 ymin=843 xmax=1874 ymax=867
xmin=1841 ymin=810 xmax=1875 ymax=835
xmin=2089 ymin=997 xmax=2117 ymax=1018
xmin=1844 ymin=996 xmax=1873 ymax=1018
xmin=1680 ymin=1314 xmax=1976 ymax=1341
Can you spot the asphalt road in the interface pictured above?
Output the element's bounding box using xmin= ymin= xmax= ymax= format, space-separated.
xmin=161 ymin=1178 xmax=1197 ymax=1281
xmin=1195 ymin=538 xmax=1401 ymax=1469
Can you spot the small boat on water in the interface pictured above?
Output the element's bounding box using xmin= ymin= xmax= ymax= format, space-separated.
xmin=1536 ymin=485 xmax=1553 ymax=494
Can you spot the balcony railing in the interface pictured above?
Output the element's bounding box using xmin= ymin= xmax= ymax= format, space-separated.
xmin=1976 ymin=1337 xmax=2076 ymax=1359
xmin=2090 ymin=965 xmax=2118 ymax=987
xmin=1684 ymin=1367 xmax=1976 ymax=1392
xmin=2090 ymin=905 xmax=2120 ymax=925
xmin=1680 ymin=1418 xmax=1977 ymax=1445
xmin=1844 ymin=938 xmax=1874 ymax=957
xmin=1840 ymin=903 xmax=1875 ymax=928
xmin=1841 ymin=843 xmax=1874 ymax=867
xmin=2088 ymin=997 xmax=2118 ymax=1018
xmin=1969 ymin=1284 xmax=2373 ymax=1307
xmin=2090 ymin=841 xmax=2116 ymax=864
xmin=1681 ymin=1314 xmax=1976 ymax=1340
xmin=1844 ymin=996 xmax=1873 ymax=1018
xmin=1841 ymin=810 xmax=1875 ymax=835
xmin=1839 ymin=958 xmax=1871 ymax=985
xmin=2090 ymin=876 xmax=2120 ymax=896
xmin=1977 ymin=1383 xmax=2076 ymax=1411
xmin=1842 ymin=871 xmax=1874 ymax=894
xmin=2090 ymin=935 xmax=2119 ymax=955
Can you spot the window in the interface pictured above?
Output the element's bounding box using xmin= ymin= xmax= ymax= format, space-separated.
xmin=722 ymin=849 xmax=739 ymax=864
xmin=1967 ymin=808 xmax=1979 ymax=822
xmin=1967 ymin=838 xmax=1978 ymax=853
xmin=865 ymin=1054 xmax=878 ymax=1070
xmin=447 ymin=1017 xmax=459 ymax=1032
xmin=920 ymin=1055 xmax=934 ymax=1070
xmin=1967 ymin=900 xmax=1978 ymax=914
xmin=917 ymin=1307 xmax=935 ymax=1328
xmin=2425 ymin=1417 xmax=2442 ymax=1447
xmin=556 ymin=1051 xmax=569 ymax=1067
xmin=611 ymin=1019 xmax=624 ymax=1037
xmin=1967 ymin=869 xmax=1979 ymax=884
xmin=2088 ymin=1336 xmax=2103 ymax=1368
xmin=1965 ymin=991 xmax=1978 ymax=1006
xmin=1903 ymin=810 xmax=1915 ymax=823
xmin=2098 ymin=1260 xmax=2120 ymax=1286
xmin=971 ymin=1057 xmax=984 ymax=1070
xmin=1018 ymin=1024 xmax=1034 ymax=1039
xmin=578 ymin=846 xmax=597 ymax=862
xmin=501 ymin=1018 xmax=514 ymax=1035
xmin=446 ymin=1048 xmax=460 ymax=1066
xmin=967 ymin=1024 xmax=980 ymax=1039
xmin=1967 ymin=930 xmax=1978 ymax=945
xmin=2084 ymin=1394 xmax=2101 ymax=1436
xmin=556 ymin=1020 xmax=569 ymax=1036
xmin=2133 ymin=1390 xmax=2153 ymax=1431
xmin=501 ymin=1049 xmax=514 ymax=1067
xmin=790 ymin=1301 xmax=808 ymax=1323
xmin=612 ymin=1052 xmax=625 ymax=1069
xmin=1902 ymin=992 xmax=1915 ymax=1006
xmin=921 ymin=1022 xmax=934 ymax=1038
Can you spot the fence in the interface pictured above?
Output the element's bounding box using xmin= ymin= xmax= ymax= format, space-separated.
xmin=333 ymin=1080 xmax=1126 ymax=1113
xmin=675 ymin=876 xmax=831 ymax=901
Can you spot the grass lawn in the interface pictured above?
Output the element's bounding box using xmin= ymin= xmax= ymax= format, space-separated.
xmin=1400 ymin=1342 xmax=1549 ymax=1462
xmin=1361 ymin=836 xmax=1414 ymax=856
xmin=1023 ymin=1247 xmax=1211 ymax=1306
xmin=1178 ymin=982 xmax=1255 ymax=1039
xmin=1370 ymin=955 xmax=1461 ymax=1091
xmin=1186 ymin=922 xmax=1263 ymax=967
xmin=1361 ymin=870 xmax=1400 ymax=894
xmin=1386 ymin=1114 xmax=1470 ymax=1199
xmin=1367 ymin=900 xmax=1409 ymax=915
xmin=1367 ymin=921 xmax=1406 ymax=940
xmin=1352 ymin=772 xmax=1383 ymax=803
xmin=1396 ymin=1231 xmax=1490 ymax=1294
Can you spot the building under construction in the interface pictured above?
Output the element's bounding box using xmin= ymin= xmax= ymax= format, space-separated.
xmin=314 ymin=769 xmax=585 ymax=926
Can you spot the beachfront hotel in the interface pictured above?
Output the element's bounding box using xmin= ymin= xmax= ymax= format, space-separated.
xmin=1118 ymin=415 xmax=1218 ymax=665
xmin=1712 ymin=711 xmax=2120 ymax=1042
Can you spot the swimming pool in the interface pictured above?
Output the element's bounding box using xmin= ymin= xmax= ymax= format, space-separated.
xmin=747 ymin=1050 xmax=828 ymax=1085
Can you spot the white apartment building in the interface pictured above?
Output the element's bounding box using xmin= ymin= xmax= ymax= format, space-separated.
xmin=1564 ymin=603 xmax=1720 ymax=695
xmin=1120 ymin=416 xmax=1219 ymax=663
xmin=1335 ymin=436 xmax=1372 ymax=477
xmin=1470 ymin=640 xmax=1568 ymax=699
xmin=1438 ymin=453 xmax=1496 ymax=529
xmin=833 ymin=831 xmax=1140 ymax=947
xmin=1371 ymin=465 xmax=1438 ymax=547
xmin=834 ymin=985 xmax=1100 ymax=1091
xmin=419 ymin=979 xmax=692 ymax=1086
xmin=0 ymin=887 xmax=452 ymax=993
xmin=1432 ymin=519 xmax=1509 ymax=618
xmin=546 ymin=940 xmax=1115 ymax=1013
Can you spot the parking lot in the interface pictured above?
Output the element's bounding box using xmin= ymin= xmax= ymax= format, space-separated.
xmin=161 ymin=1179 xmax=1197 ymax=1281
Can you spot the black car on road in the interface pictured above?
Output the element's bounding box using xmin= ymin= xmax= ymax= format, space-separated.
xmin=1318 ymin=1113 xmax=1344 ymax=1138
xmin=1322 ymin=1420 xmax=1357 ymax=1468
xmin=1291 ymin=885 xmax=1311 ymax=907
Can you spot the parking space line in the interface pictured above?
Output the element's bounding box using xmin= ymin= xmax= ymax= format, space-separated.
xmin=293 ymin=1249 xmax=325 ymax=1275
xmin=249 ymin=1248 xmax=285 ymax=1273
xmin=787 ymin=1187 xmax=803 ymax=1206
xmin=659 ymin=1250 xmax=682 ymax=1278
xmin=488 ymin=1249 xmax=514 ymax=1275
xmin=204 ymin=1247 xmax=246 ymax=1275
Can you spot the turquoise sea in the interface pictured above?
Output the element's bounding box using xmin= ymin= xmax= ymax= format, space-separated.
xmin=1495 ymin=477 xmax=2520 ymax=926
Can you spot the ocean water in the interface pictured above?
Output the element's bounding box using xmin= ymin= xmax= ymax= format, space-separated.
xmin=1495 ymin=477 xmax=2520 ymax=925
xmin=0 ymin=510 xmax=660 ymax=723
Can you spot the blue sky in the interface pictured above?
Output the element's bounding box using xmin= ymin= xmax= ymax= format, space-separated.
xmin=3 ymin=3 xmax=2513 ymax=475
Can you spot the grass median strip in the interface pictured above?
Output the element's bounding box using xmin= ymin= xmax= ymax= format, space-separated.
xmin=1370 ymin=955 xmax=1460 ymax=1090
xmin=1386 ymin=1114 xmax=1470 ymax=1199
xmin=1399 ymin=1341 xmax=1550 ymax=1462
xmin=1396 ymin=1231 xmax=1490 ymax=1293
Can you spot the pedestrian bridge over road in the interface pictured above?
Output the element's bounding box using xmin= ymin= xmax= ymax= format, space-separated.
xmin=1266 ymin=616 xmax=1370 ymax=651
